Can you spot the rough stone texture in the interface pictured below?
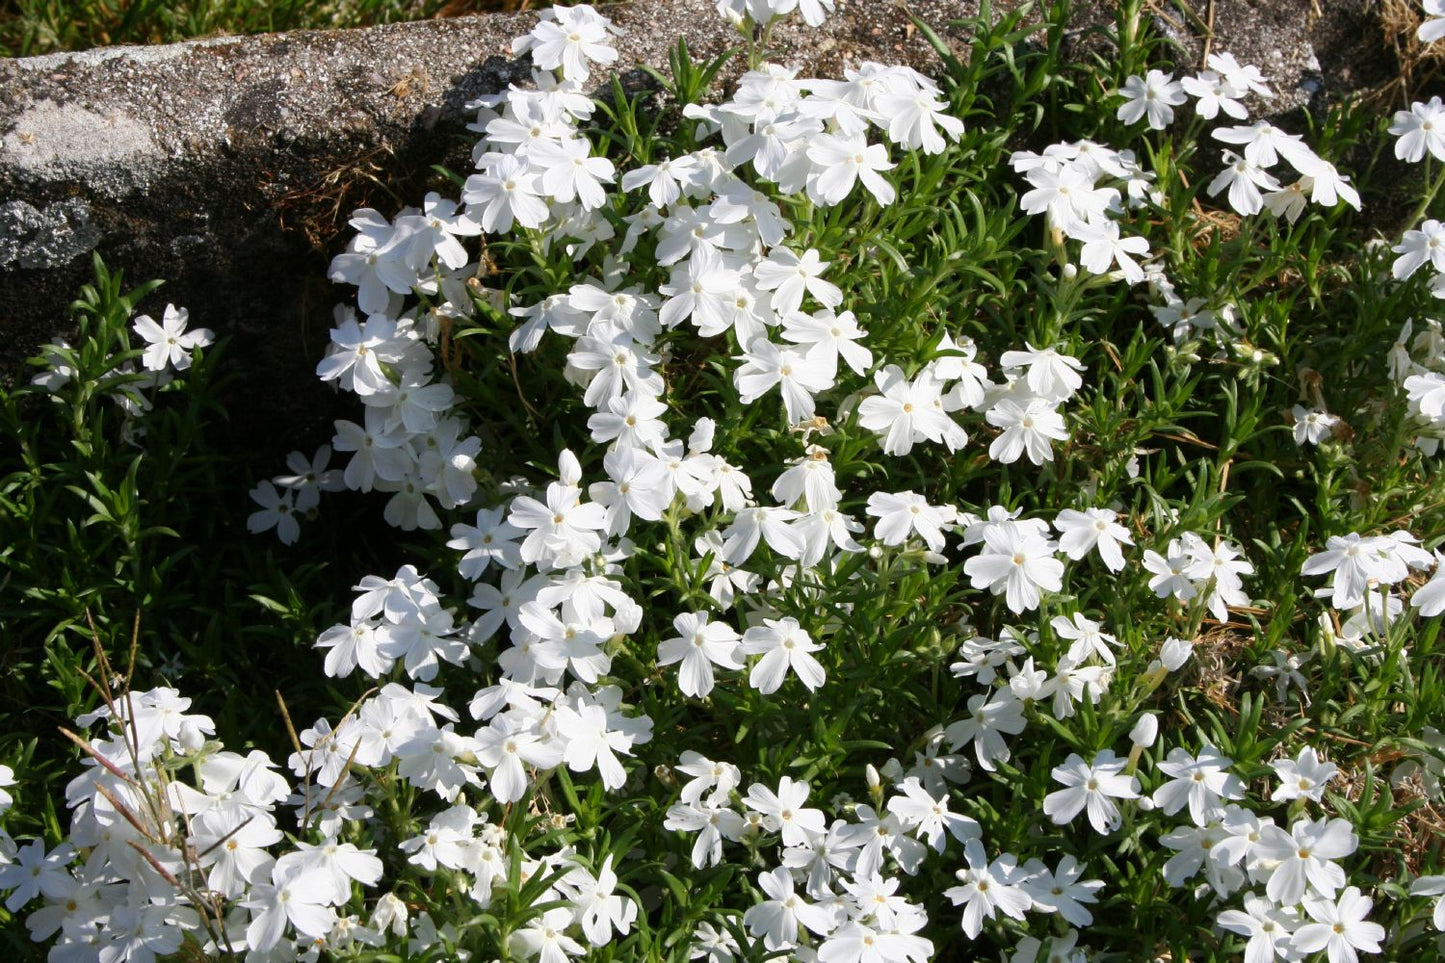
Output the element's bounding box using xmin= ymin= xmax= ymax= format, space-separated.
xmin=0 ymin=0 xmax=1393 ymax=445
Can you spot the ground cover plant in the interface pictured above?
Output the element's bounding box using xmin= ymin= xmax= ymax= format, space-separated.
xmin=4 ymin=0 xmax=1445 ymax=960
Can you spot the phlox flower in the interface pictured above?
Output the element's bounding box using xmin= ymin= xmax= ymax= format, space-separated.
xmin=656 ymin=612 xmax=743 ymax=698
xmin=740 ymin=617 xmax=826 ymax=694
xmin=1019 ymin=855 xmax=1103 ymax=927
xmin=875 ymin=86 xmax=965 ymax=154
xmin=1019 ymin=164 xmax=1118 ymax=232
xmin=132 ymin=303 xmax=213 ymax=373
xmin=998 ymin=343 xmax=1086 ymax=400
xmin=507 ymin=478 xmax=607 ymax=570
xmin=943 ymin=839 xmax=1031 ymax=939
xmin=986 ymin=397 xmax=1068 ymax=464
xmin=0 ymin=841 xmax=74 ymax=912
xmin=620 ymin=154 xmax=699 ymax=209
xmin=886 ymin=776 xmax=981 ymax=851
xmin=1392 ymin=219 xmax=1445 ymax=281
xmin=1409 ymin=874 xmax=1445 ymax=931
xmin=943 ymin=690 xmax=1026 ymax=772
xmin=1424 ymin=0 xmax=1445 ymax=43
xmin=964 ymin=524 xmax=1064 ymax=614
xmin=508 ymin=907 xmax=586 ymax=963
xmin=1412 ymin=552 xmax=1445 ymax=616
xmin=1292 ymin=405 xmax=1339 ymax=445
xmin=1152 ymin=745 xmax=1244 ymax=826
xmin=817 ymin=920 xmax=933 ymax=963
xmin=1050 ymin=613 xmax=1120 ymax=665
xmin=1116 ymin=70 xmax=1186 ymax=129
xmin=1293 ymin=886 xmax=1385 ymax=963
xmin=734 ymin=337 xmax=834 ymax=425
xmin=554 ymin=699 xmax=640 ymax=791
xmin=1054 ymin=507 xmax=1133 ymax=571
xmin=1270 ymin=746 xmax=1337 ymax=803
xmin=1217 ymin=894 xmax=1300 ymax=963
xmin=805 ymin=132 xmax=896 ymax=207
xmin=858 ymin=365 xmax=967 ymax=456
xmin=561 ymin=855 xmax=637 ymax=947
xmin=247 ymin=481 xmax=300 ymax=545
xmin=691 ymin=920 xmax=740 ymax=962
xmin=744 ymin=776 xmax=826 ymax=847
xmin=1042 ymin=750 xmax=1139 ymax=834
xmin=1208 ymin=151 xmax=1280 ymax=216
xmin=753 ymin=247 xmax=842 ymax=318
xmin=1072 ymin=218 xmax=1150 ymax=283
xmin=1208 ymin=52 xmax=1275 ymax=98
xmin=1181 ymin=70 xmax=1249 ymax=120
xmin=1390 ymin=96 xmax=1445 ymax=163
xmin=1294 ymin=158 xmax=1361 ymax=212
xmin=463 ymin=153 xmax=549 ymax=233
xmin=243 ymin=864 xmax=338 ymax=952
xmin=665 ymin=799 xmax=745 ymax=869
xmin=1300 ymin=532 xmax=1410 ymax=610
xmin=1142 ymin=545 xmax=1198 ymax=601
xmin=514 ymin=4 xmax=619 ymax=82
xmin=1255 ymin=817 xmax=1356 ymax=905
xmin=273 ymin=445 xmax=345 ymax=513
xmin=773 ymin=447 xmax=843 ymax=512
xmin=744 ymin=866 xmax=835 ymax=951
xmin=866 ymin=490 xmax=952 ymax=554
xmin=448 ymin=506 xmax=524 ymax=579
xmin=676 ymin=750 xmax=741 ymax=807
xmin=1213 ymin=120 xmax=1314 ymax=170
xmin=529 ymin=136 xmax=616 ymax=210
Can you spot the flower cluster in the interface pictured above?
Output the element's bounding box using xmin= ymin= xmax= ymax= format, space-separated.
xmin=9 ymin=1 xmax=1445 ymax=961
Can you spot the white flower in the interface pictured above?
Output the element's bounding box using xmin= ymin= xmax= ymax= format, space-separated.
xmin=1042 ymin=750 xmax=1139 ymax=834
xmin=1409 ymin=874 xmax=1445 ymax=931
xmin=247 ymin=481 xmax=300 ymax=545
xmin=1054 ymin=507 xmax=1133 ymax=571
xmin=1292 ymin=886 xmax=1385 ymax=963
xmin=1391 ymin=96 xmax=1445 ymax=163
xmin=805 ymin=132 xmax=896 ymax=206
xmin=744 ymin=776 xmax=826 ymax=847
xmin=734 ymin=337 xmax=835 ymax=424
xmin=986 ymin=398 xmax=1069 ymax=464
xmin=1270 ymin=747 xmax=1337 ymax=804
xmin=866 ymin=490 xmax=952 ymax=554
xmin=1152 ymin=745 xmax=1244 ymax=826
xmin=1116 ymin=70 xmax=1186 ymax=129
xmin=858 ymin=365 xmax=967 ymax=455
xmin=1422 ymin=0 xmax=1445 ymax=43
xmin=964 ymin=524 xmax=1064 ymax=614
xmin=1393 ymin=219 xmax=1445 ymax=280
xmin=740 ymin=617 xmax=826 ymax=694
xmin=943 ymin=839 xmax=1031 ymax=938
xmin=1217 ymin=894 xmax=1300 ymax=963
xmin=132 ymin=303 xmax=213 ymax=373
xmin=998 ymin=343 xmax=1087 ymax=400
xmin=1051 ymin=613 xmax=1120 ymax=665
xmin=1255 ymin=817 xmax=1356 ymax=904
xmin=1292 ymin=405 xmax=1340 ymax=445
xmin=657 ymin=612 xmax=743 ymax=698
xmin=943 ymin=690 xmax=1026 ymax=772
xmin=514 ymin=4 xmax=619 ymax=82
xmin=743 ymin=866 xmax=835 ymax=950
xmin=1207 ymin=151 xmax=1280 ymax=216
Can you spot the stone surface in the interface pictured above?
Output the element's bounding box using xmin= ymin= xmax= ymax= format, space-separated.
xmin=0 ymin=0 xmax=1393 ymax=445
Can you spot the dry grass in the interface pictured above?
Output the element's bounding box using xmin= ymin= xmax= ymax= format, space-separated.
xmin=1373 ymin=0 xmax=1445 ymax=108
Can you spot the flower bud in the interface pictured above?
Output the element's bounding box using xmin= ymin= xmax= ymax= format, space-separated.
xmin=1129 ymin=713 xmax=1159 ymax=749
xmin=1160 ymin=636 xmax=1194 ymax=671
